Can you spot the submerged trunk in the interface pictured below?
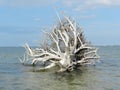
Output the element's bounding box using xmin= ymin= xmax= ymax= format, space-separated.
xmin=20 ymin=15 xmax=100 ymax=72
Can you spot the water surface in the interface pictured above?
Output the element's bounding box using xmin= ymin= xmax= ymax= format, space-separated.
xmin=0 ymin=46 xmax=120 ymax=90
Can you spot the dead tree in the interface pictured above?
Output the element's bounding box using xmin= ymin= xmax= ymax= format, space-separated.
xmin=20 ymin=15 xmax=100 ymax=72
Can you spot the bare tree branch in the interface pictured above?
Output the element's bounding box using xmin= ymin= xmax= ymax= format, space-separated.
xmin=21 ymin=15 xmax=100 ymax=72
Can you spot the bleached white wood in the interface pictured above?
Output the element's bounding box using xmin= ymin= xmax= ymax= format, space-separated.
xmin=21 ymin=15 xmax=100 ymax=72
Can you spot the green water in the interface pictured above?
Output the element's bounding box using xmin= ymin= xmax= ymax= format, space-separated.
xmin=0 ymin=46 xmax=120 ymax=90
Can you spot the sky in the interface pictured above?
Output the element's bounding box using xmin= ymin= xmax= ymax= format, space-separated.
xmin=0 ymin=0 xmax=120 ymax=46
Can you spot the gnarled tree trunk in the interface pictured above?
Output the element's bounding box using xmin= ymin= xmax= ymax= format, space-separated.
xmin=20 ymin=15 xmax=100 ymax=72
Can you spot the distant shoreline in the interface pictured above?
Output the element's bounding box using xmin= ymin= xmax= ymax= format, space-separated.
xmin=0 ymin=45 xmax=120 ymax=48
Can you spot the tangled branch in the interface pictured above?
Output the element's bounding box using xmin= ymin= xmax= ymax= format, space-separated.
xmin=20 ymin=15 xmax=100 ymax=72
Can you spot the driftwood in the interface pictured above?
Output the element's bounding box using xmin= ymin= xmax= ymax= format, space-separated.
xmin=20 ymin=15 xmax=100 ymax=72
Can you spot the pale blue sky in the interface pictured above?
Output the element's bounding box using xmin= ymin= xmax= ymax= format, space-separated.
xmin=0 ymin=0 xmax=120 ymax=46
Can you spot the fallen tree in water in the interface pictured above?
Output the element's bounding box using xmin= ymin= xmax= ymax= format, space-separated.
xmin=20 ymin=15 xmax=100 ymax=72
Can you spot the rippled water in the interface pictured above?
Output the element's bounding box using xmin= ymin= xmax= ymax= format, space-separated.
xmin=0 ymin=46 xmax=120 ymax=90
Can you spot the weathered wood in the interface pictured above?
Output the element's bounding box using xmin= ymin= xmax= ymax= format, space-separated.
xmin=20 ymin=15 xmax=100 ymax=72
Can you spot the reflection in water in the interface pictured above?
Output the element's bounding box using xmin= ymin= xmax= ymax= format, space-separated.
xmin=0 ymin=46 xmax=120 ymax=90
xmin=53 ymin=68 xmax=88 ymax=90
xmin=52 ymin=66 xmax=102 ymax=90
xmin=9 ymin=66 xmax=91 ymax=90
xmin=0 ymin=61 xmax=120 ymax=90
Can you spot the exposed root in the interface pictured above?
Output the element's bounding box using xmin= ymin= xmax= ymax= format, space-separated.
xmin=20 ymin=14 xmax=100 ymax=72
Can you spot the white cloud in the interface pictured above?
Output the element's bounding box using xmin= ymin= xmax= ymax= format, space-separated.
xmin=79 ymin=14 xmax=96 ymax=19
xmin=85 ymin=0 xmax=111 ymax=6
xmin=62 ymin=0 xmax=120 ymax=11
xmin=0 ymin=0 xmax=58 ymax=7
xmin=0 ymin=0 xmax=120 ymax=10
xmin=33 ymin=18 xmax=41 ymax=22
xmin=62 ymin=0 xmax=81 ymax=7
